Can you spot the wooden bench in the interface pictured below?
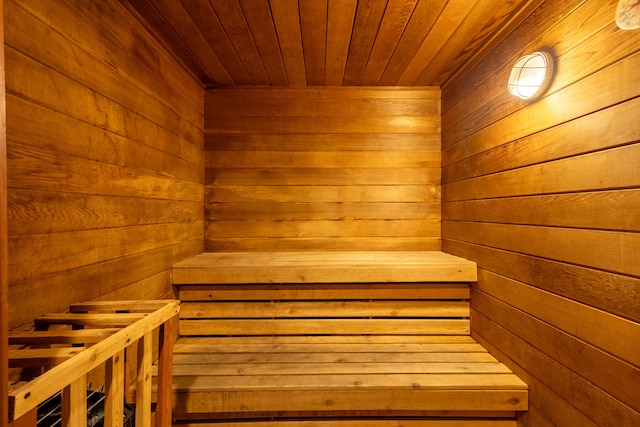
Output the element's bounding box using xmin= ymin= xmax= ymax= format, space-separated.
xmin=167 ymin=251 xmax=528 ymax=426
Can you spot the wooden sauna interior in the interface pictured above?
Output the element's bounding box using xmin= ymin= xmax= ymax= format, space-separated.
xmin=1 ymin=0 xmax=639 ymax=425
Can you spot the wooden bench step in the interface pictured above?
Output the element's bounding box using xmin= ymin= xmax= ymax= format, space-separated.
xmin=172 ymin=251 xmax=478 ymax=284
xmin=166 ymin=251 xmax=525 ymax=423
xmin=161 ymin=335 xmax=527 ymax=418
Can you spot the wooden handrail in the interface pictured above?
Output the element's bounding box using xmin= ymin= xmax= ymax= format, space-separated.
xmin=7 ymin=300 xmax=179 ymax=427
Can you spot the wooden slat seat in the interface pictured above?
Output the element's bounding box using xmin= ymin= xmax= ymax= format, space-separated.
xmin=166 ymin=251 xmax=527 ymax=425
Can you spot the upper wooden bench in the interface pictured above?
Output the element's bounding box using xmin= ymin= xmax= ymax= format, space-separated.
xmin=168 ymin=251 xmax=527 ymax=426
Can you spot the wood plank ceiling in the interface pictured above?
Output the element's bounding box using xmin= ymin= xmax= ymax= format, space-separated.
xmin=122 ymin=0 xmax=544 ymax=88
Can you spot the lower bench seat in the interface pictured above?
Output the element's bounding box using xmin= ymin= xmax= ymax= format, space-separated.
xmin=164 ymin=251 xmax=528 ymax=425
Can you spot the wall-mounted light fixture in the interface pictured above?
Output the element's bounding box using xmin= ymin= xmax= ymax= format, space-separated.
xmin=507 ymin=51 xmax=554 ymax=100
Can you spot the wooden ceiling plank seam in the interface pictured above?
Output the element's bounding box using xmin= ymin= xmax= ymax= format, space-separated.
xmin=238 ymin=0 xmax=289 ymax=86
xmin=269 ymin=0 xmax=307 ymax=86
xmin=412 ymin=0 xmax=491 ymax=86
xmin=342 ymin=0 xmax=387 ymax=86
xmin=121 ymin=0 xmax=557 ymax=89
xmin=415 ymin=0 xmax=534 ymax=86
xmin=209 ymin=0 xmax=271 ymax=85
xmin=299 ymin=0 xmax=328 ymax=86
xmin=378 ymin=0 xmax=447 ymax=86
xmin=325 ymin=0 xmax=357 ymax=86
xmin=441 ymin=0 xmax=549 ymax=94
xmin=361 ymin=0 xmax=420 ymax=86
xmin=179 ymin=0 xmax=252 ymax=85
xmin=396 ymin=0 xmax=470 ymax=86
xmin=150 ymin=0 xmax=236 ymax=86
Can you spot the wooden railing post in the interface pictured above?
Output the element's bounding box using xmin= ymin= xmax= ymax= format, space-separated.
xmin=155 ymin=315 xmax=175 ymax=427
xmin=104 ymin=350 xmax=125 ymax=427
xmin=7 ymin=408 xmax=36 ymax=427
xmin=62 ymin=375 xmax=87 ymax=427
xmin=135 ymin=331 xmax=153 ymax=426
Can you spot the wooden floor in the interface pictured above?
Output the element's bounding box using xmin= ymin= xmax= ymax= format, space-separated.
xmin=166 ymin=251 xmax=527 ymax=425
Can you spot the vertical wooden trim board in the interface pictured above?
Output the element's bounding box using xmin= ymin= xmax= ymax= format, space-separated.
xmin=0 ymin=0 xmax=8 ymax=422
xmin=442 ymin=1 xmax=640 ymax=426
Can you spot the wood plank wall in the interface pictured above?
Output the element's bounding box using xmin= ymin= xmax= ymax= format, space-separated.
xmin=0 ymin=0 xmax=8 ymax=421
xmin=441 ymin=1 xmax=640 ymax=426
xmin=204 ymin=87 xmax=441 ymax=251
xmin=4 ymin=0 xmax=204 ymax=329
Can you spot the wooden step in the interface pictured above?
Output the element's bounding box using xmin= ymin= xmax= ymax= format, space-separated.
xmin=165 ymin=251 xmax=526 ymax=423
xmin=159 ymin=336 xmax=527 ymax=419
xmin=172 ymin=251 xmax=478 ymax=284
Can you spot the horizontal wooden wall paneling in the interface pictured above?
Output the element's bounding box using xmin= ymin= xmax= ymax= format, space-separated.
xmin=208 ymin=168 xmax=440 ymax=186
xmin=5 ymin=45 xmax=199 ymax=156
xmin=5 ymin=47 xmax=202 ymax=161
xmin=206 ymin=96 xmax=439 ymax=118
xmin=6 ymin=0 xmax=204 ymax=329
xmin=206 ymin=87 xmax=440 ymax=251
xmin=208 ymin=203 xmax=440 ymax=221
xmin=78 ymin=0 xmax=203 ymax=109
xmin=443 ymin=96 xmax=640 ymax=184
xmin=208 ymin=185 xmax=440 ymax=203
xmin=443 ymin=49 xmax=640 ymax=166
xmin=98 ymin=270 xmax=173 ymax=301
xmin=206 ymin=133 xmax=441 ymax=152
xmin=9 ymin=189 xmax=202 ymax=234
xmin=443 ymin=239 xmax=640 ymax=326
xmin=473 ymin=273 xmax=640 ymax=413
xmin=471 ymin=311 xmax=615 ymax=427
xmin=7 ymin=94 xmax=202 ymax=182
xmin=206 ymin=220 xmax=440 ymax=238
xmin=8 ymin=239 xmax=200 ymax=329
xmin=7 ymin=0 xmax=202 ymax=134
xmin=206 ymin=115 xmax=439 ymax=135
xmin=444 ymin=144 xmax=640 ymax=201
xmin=443 ymin=189 xmax=640 ymax=232
xmin=442 ymin=0 xmax=616 ymax=143
xmin=205 ymin=237 xmax=442 ymax=252
xmin=443 ymin=221 xmax=640 ymax=278
xmin=12 ymin=0 xmax=203 ymax=119
xmin=9 ymin=221 xmax=201 ymax=282
xmin=477 ymin=269 xmax=639 ymax=368
xmin=206 ymin=87 xmax=441 ymax=100
xmin=8 ymin=144 xmax=203 ymax=202
xmin=472 ymin=303 xmax=640 ymax=426
xmin=442 ymin=2 xmax=640 ymax=424
xmin=442 ymin=0 xmax=640 ymax=427
xmin=206 ymin=151 xmax=440 ymax=169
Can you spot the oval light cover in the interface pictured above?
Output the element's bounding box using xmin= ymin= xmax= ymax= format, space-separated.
xmin=507 ymin=51 xmax=553 ymax=100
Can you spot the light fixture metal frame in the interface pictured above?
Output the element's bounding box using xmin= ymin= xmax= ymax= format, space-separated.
xmin=507 ymin=51 xmax=554 ymax=100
